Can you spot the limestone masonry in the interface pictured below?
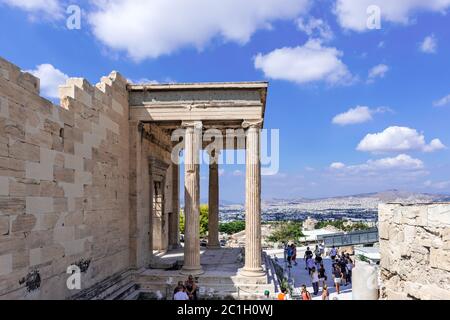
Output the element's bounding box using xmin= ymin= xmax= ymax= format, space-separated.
xmin=379 ymin=203 xmax=450 ymax=300
xmin=0 ymin=56 xmax=269 ymax=299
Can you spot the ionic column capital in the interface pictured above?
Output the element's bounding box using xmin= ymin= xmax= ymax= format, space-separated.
xmin=242 ymin=119 xmax=263 ymax=130
xmin=181 ymin=120 xmax=203 ymax=130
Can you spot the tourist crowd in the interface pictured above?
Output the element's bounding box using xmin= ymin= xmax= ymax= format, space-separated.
xmin=172 ymin=244 xmax=355 ymax=300
xmin=276 ymin=243 xmax=354 ymax=300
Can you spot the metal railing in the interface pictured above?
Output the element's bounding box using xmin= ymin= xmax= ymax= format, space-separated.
xmin=319 ymin=228 xmax=379 ymax=247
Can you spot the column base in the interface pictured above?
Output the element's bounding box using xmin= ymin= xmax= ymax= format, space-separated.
xmin=238 ymin=267 xmax=266 ymax=278
xmin=180 ymin=266 xmax=204 ymax=276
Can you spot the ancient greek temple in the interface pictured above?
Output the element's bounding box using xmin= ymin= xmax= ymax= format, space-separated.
xmin=128 ymin=81 xmax=268 ymax=278
xmin=0 ymin=57 xmax=270 ymax=299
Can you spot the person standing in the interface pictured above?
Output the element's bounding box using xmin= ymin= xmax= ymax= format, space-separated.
xmin=311 ymin=267 xmax=320 ymax=296
xmin=277 ymin=288 xmax=288 ymax=300
xmin=329 ymin=246 xmax=337 ymax=261
xmin=185 ymin=275 xmax=198 ymax=300
xmin=301 ymin=285 xmax=312 ymax=300
xmin=346 ymin=258 xmax=353 ymax=284
xmin=291 ymin=244 xmax=298 ymax=266
xmin=304 ymin=247 xmax=313 ymax=270
xmin=321 ymin=285 xmax=330 ymax=300
xmin=318 ymin=263 xmax=327 ymax=288
xmin=339 ymin=257 xmax=348 ymax=286
xmin=173 ymin=281 xmax=186 ymax=298
xmin=173 ymin=286 xmax=189 ymax=300
xmin=306 ymin=256 xmax=315 ymax=275
xmin=263 ymin=290 xmax=271 ymax=300
xmin=333 ymin=265 xmax=343 ymax=294
xmin=287 ymin=244 xmax=293 ymax=266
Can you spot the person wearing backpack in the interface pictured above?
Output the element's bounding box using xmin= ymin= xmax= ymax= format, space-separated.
xmin=301 ymin=284 xmax=312 ymax=300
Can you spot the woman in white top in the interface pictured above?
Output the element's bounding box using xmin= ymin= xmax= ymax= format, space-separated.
xmin=311 ymin=267 xmax=320 ymax=296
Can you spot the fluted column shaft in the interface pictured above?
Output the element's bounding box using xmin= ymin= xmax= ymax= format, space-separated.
xmin=208 ymin=151 xmax=220 ymax=248
xmin=181 ymin=121 xmax=203 ymax=275
xmin=240 ymin=122 xmax=265 ymax=277
xmin=169 ymin=157 xmax=180 ymax=248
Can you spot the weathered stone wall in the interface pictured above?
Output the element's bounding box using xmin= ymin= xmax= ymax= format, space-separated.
xmin=0 ymin=57 xmax=132 ymax=299
xmin=379 ymin=203 xmax=450 ymax=300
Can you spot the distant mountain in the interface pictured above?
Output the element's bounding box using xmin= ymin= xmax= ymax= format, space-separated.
xmin=263 ymin=189 xmax=449 ymax=205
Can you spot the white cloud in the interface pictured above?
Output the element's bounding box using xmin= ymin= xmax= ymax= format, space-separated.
xmin=368 ymin=64 xmax=389 ymax=82
xmin=330 ymin=162 xmax=346 ymax=169
xmin=331 ymin=154 xmax=424 ymax=173
xmin=296 ymin=17 xmax=334 ymax=41
xmin=1 ymin=0 xmax=63 ymax=19
xmin=433 ymin=94 xmax=450 ymax=107
xmin=332 ymin=106 xmax=391 ymax=125
xmin=88 ymin=0 xmax=310 ymax=61
xmin=27 ymin=64 xmax=69 ymax=99
xmin=357 ymin=126 xmax=446 ymax=153
xmin=420 ymin=34 xmax=438 ymax=53
xmin=254 ymin=39 xmax=354 ymax=85
xmin=334 ymin=0 xmax=450 ymax=32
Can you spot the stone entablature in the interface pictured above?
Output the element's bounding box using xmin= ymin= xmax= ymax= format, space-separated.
xmin=379 ymin=203 xmax=450 ymax=300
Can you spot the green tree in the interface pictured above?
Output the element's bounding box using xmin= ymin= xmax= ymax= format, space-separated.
xmin=267 ymin=221 xmax=304 ymax=244
xmin=179 ymin=205 xmax=209 ymax=237
xmin=315 ymin=219 xmax=371 ymax=232
xmin=219 ymin=221 xmax=246 ymax=235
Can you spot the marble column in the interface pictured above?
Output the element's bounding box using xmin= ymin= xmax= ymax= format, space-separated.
xmin=239 ymin=121 xmax=265 ymax=277
xmin=181 ymin=121 xmax=204 ymax=275
xmin=208 ymin=150 xmax=220 ymax=248
xmin=169 ymin=158 xmax=180 ymax=249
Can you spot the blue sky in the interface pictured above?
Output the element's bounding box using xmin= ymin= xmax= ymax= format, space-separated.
xmin=1 ymin=0 xmax=450 ymax=202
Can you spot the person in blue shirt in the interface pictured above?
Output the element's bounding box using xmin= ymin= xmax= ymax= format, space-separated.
xmin=287 ymin=245 xmax=294 ymax=266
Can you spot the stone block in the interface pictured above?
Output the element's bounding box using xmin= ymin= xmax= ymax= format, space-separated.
xmin=430 ymin=248 xmax=450 ymax=272
xmin=0 ymin=156 xmax=25 ymax=178
xmin=0 ymin=197 xmax=25 ymax=214
xmin=43 ymin=118 xmax=62 ymax=135
xmin=33 ymin=213 xmax=59 ymax=231
xmin=63 ymin=238 xmax=88 ymax=256
xmin=25 ymin=130 xmax=53 ymax=149
xmin=0 ymin=95 xmax=9 ymax=117
xmin=403 ymin=225 xmax=416 ymax=243
xmin=0 ymin=254 xmax=13 ymax=276
xmin=9 ymin=178 xmax=26 ymax=197
xmin=53 ymin=226 xmax=75 ymax=243
xmin=40 ymin=181 xmax=64 ymax=197
xmin=0 ymin=141 xmax=7 ymax=157
xmin=0 ymin=215 xmax=9 ymax=235
xmin=111 ymin=99 xmax=124 ymax=115
xmin=29 ymin=248 xmax=42 ymax=266
xmin=379 ymin=221 xmax=390 ymax=240
xmin=26 ymin=197 xmax=54 ymax=214
xmin=74 ymin=142 xmax=92 ymax=159
xmin=11 ymin=214 xmax=36 ymax=233
xmin=59 ymin=108 xmax=74 ymax=127
xmin=9 ymin=140 xmax=40 ymax=162
xmin=64 ymin=154 xmax=83 ymax=171
xmin=428 ymin=205 xmax=450 ymax=227
xmin=54 ymin=153 xmax=65 ymax=167
xmin=0 ymin=176 xmax=8 ymax=195
xmin=53 ymin=198 xmax=68 ymax=212
xmin=54 ymin=167 xmax=75 ymax=183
